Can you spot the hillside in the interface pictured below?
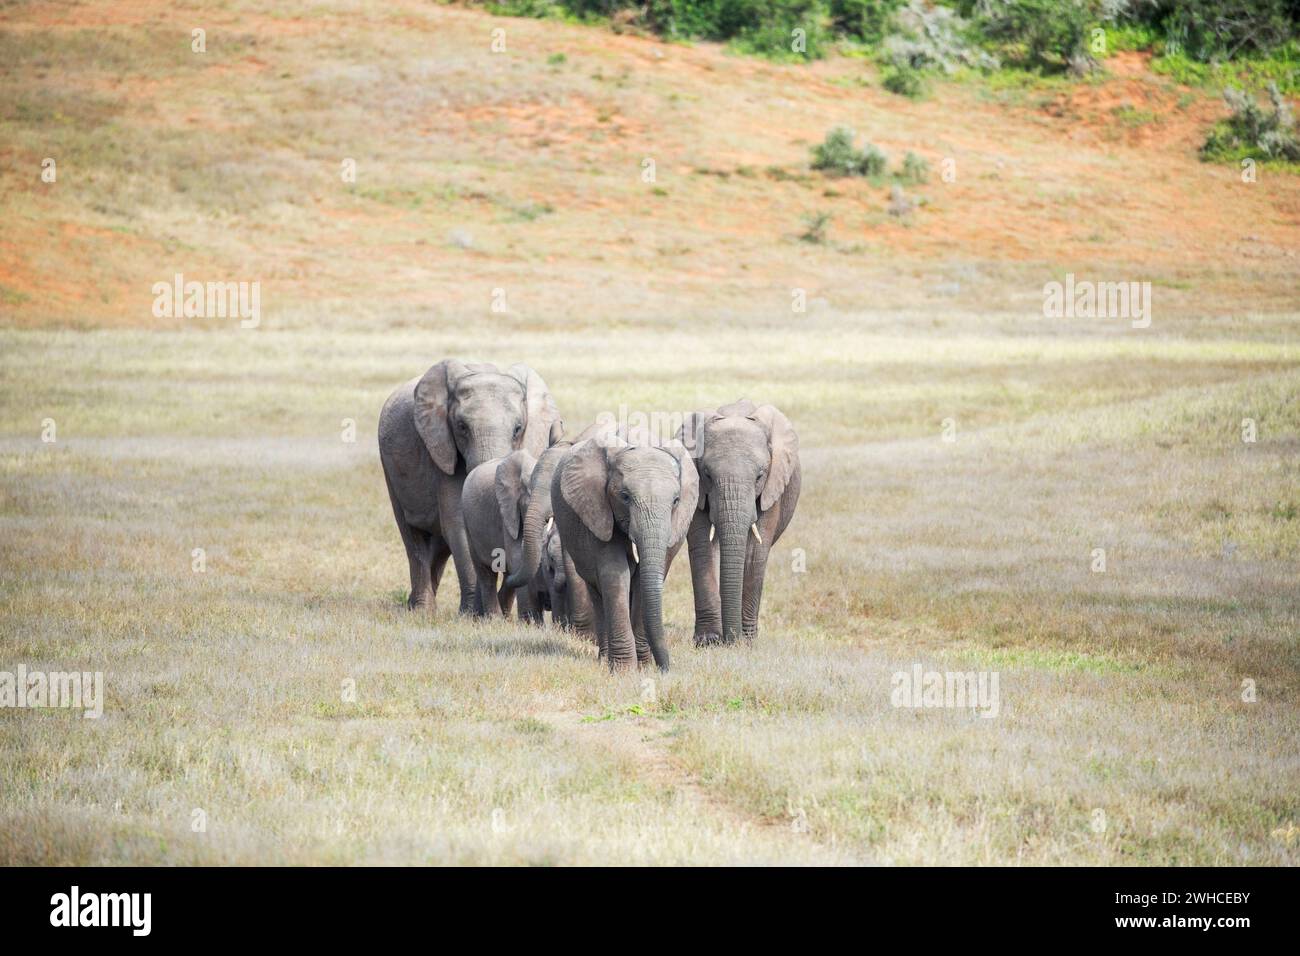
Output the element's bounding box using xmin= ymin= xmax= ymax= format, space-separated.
xmin=2 ymin=0 xmax=1297 ymax=329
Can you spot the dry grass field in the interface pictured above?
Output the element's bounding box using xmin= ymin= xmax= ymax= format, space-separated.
xmin=1 ymin=0 xmax=1297 ymax=865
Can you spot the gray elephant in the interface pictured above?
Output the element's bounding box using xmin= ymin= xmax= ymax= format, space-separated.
xmin=677 ymin=399 xmax=800 ymax=645
xmin=505 ymin=419 xmax=615 ymax=637
xmin=536 ymin=523 xmax=567 ymax=626
xmin=551 ymin=434 xmax=699 ymax=670
xmin=535 ymin=521 xmax=596 ymax=637
xmin=462 ymin=450 xmax=541 ymax=620
xmin=378 ymin=359 xmax=561 ymax=614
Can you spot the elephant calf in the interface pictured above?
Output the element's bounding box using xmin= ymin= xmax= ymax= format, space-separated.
xmin=462 ymin=450 xmax=542 ymax=620
xmin=506 ymin=420 xmax=615 ymax=638
xmin=551 ymin=434 xmax=698 ymax=671
xmin=677 ymin=399 xmax=801 ymax=645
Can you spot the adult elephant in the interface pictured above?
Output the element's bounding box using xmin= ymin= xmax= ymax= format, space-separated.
xmin=676 ymin=399 xmax=800 ymax=645
xmin=551 ymin=434 xmax=698 ymax=671
xmin=378 ymin=360 xmax=561 ymax=614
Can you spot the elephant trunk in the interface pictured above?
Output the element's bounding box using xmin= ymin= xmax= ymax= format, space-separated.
xmin=464 ymin=427 xmax=514 ymax=474
xmin=713 ymin=483 xmax=755 ymax=645
xmin=637 ymin=538 xmax=670 ymax=671
xmin=505 ymin=448 xmax=563 ymax=589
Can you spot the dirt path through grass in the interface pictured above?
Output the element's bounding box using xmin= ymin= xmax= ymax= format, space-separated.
xmin=537 ymin=708 xmax=863 ymax=865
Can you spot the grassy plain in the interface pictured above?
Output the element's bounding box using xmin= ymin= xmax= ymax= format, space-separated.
xmin=0 ymin=0 xmax=1297 ymax=864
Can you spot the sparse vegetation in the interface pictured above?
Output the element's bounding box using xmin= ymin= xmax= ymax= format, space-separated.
xmin=1201 ymin=82 xmax=1300 ymax=162
xmin=811 ymin=126 xmax=887 ymax=176
xmin=898 ymin=151 xmax=930 ymax=183
xmin=799 ymin=210 xmax=833 ymax=243
xmin=882 ymin=63 xmax=926 ymax=98
xmin=1 ymin=0 xmax=1298 ymax=867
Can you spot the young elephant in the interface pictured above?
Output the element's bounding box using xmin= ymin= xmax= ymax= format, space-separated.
xmin=505 ymin=420 xmax=615 ymax=636
xmin=551 ymin=435 xmax=699 ymax=671
xmin=677 ymin=399 xmax=801 ymax=645
xmin=536 ymin=523 xmax=568 ymax=627
xmin=461 ymin=450 xmax=541 ymax=620
xmin=378 ymin=359 xmax=560 ymax=616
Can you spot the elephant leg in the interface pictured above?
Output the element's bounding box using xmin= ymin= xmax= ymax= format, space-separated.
xmin=436 ymin=472 xmax=479 ymax=615
xmin=598 ymin=558 xmax=636 ymax=670
xmin=686 ymin=510 xmax=722 ymax=645
xmin=475 ymin=562 xmax=501 ymax=618
xmin=630 ymin=568 xmax=653 ymax=667
xmin=741 ymin=529 xmax=772 ymax=641
xmin=384 ymin=466 xmax=435 ymax=611
xmin=551 ymin=585 xmax=568 ymax=628
xmin=399 ymin=524 xmax=435 ymax=611
xmin=565 ymin=551 xmax=596 ymax=640
xmin=514 ymin=587 xmax=542 ymax=624
xmin=588 ymin=587 xmax=607 ymax=662
xmin=427 ymin=533 xmax=452 ymax=608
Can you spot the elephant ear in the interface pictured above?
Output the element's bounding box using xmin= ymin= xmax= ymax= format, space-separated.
xmin=676 ymin=410 xmax=717 ymax=511
xmin=750 ymin=403 xmax=799 ymax=512
xmin=496 ymin=451 xmax=535 ymax=541
xmin=661 ymin=439 xmax=700 ymax=547
xmin=547 ymin=419 xmax=565 ymax=448
xmin=559 ymin=439 xmax=614 ymax=542
xmin=509 ymin=364 xmax=561 ymax=459
xmin=413 ymin=360 xmax=464 ymax=475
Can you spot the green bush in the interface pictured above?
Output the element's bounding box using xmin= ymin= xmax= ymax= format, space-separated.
xmin=810 ymin=126 xmax=887 ymax=176
xmin=882 ymin=63 xmax=926 ymax=97
xmin=1157 ymin=0 xmax=1296 ymax=62
xmin=799 ymin=210 xmax=832 ymax=243
xmin=961 ymin=0 xmax=1101 ymax=74
xmin=898 ymin=150 xmax=930 ymax=183
xmin=1201 ymin=83 xmax=1300 ymax=162
xmin=829 ymin=0 xmax=905 ymax=44
xmin=558 ymin=0 xmax=832 ymax=57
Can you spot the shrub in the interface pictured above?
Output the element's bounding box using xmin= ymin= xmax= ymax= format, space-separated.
xmin=961 ymin=0 xmax=1101 ymax=73
xmin=882 ymin=63 xmax=927 ymax=97
xmin=811 ymin=126 xmax=887 ymax=176
xmin=1201 ymin=82 xmax=1300 ymax=161
xmin=830 ymin=0 xmax=905 ymax=44
xmin=799 ymin=211 xmax=832 ymax=243
xmin=883 ymin=0 xmax=999 ymax=73
xmin=898 ymin=151 xmax=930 ymax=182
xmin=561 ymin=0 xmax=834 ymax=58
xmin=1157 ymin=0 xmax=1296 ymax=62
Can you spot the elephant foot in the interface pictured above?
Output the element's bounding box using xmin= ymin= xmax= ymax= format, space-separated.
xmin=407 ymin=595 xmax=434 ymax=613
xmin=693 ymin=631 xmax=724 ymax=648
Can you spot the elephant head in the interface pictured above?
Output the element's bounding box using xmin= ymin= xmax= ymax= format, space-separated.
xmin=495 ymin=450 xmax=536 ymax=576
xmin=414 ymin=359 xmax=560 ymax=475
xmin=558 ymin=435 xmax=698 ymax=669
xmin=506 ymin=418 xmax=616 ymax=591
xmin=679 ymin=399 xmax=798 ymax=643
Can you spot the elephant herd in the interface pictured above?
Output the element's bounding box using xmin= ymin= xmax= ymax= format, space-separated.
xmin=378 ymin=359 xmax=801 ymax=671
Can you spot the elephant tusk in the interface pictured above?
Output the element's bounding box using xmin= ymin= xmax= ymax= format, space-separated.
xmin=545 ymin=515 xmax=553 ymax=531
xmin=631 ymin=542 xmax=640 ymax=564
xmin=709 ymin=525 xmax=715 ymax=542
xmin=751 ymin=523 xmax=762 ymax=544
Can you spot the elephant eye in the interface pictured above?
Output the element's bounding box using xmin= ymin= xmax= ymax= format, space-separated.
xmin=673 ymin=495 xmax=680 ymax=506
xmin=620 ymin=490 xmax=630 ymax=503
xmin=513 ymin=423 xmax=524 ymax=439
